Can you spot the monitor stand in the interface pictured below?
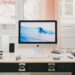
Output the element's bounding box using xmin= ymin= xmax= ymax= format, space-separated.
xmin=34 ymin=45 xmax=43 ymax=53
xmin=28 ymin=44 xmax=48 ymax=57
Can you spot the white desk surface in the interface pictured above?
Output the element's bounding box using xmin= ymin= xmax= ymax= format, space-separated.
xmin=0 ymin=48 xmax=75 ymax=63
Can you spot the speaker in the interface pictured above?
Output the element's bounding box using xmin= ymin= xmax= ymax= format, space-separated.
xmin=9 ymin=43 xmax=15 ymax=53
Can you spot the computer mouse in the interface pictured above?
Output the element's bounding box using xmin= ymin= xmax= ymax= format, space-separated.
xmin=53 ymin=57 xmax=60 ymax=60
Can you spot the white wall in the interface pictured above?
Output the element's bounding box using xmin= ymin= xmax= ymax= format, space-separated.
xmin=0 ymin=0 xmax=75 ymax=52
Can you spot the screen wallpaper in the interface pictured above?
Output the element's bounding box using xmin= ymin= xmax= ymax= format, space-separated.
xmin=20 ymin=22 xmax=55 ymax=42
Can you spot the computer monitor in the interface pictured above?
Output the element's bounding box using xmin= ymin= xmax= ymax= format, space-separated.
xmin=19 ymin=20 xmax=57 ymax=44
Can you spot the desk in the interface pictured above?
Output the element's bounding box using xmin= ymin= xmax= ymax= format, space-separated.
xmin=1 ymin=49 xmax=75 ymax=63
xmin=0 ymin=49 xmax=74 ymax=75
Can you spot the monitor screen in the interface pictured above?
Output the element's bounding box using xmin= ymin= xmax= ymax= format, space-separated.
xmin=19 ymin=20 xmax=57 ymax=44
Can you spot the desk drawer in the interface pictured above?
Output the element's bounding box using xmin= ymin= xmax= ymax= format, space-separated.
xmin=26 ymin=63 xmax=48 ymax=72
xmin=0 ymin=63 xmax=18 ymax=72
xmin=56 ymin=63 xmax=72 ymax=72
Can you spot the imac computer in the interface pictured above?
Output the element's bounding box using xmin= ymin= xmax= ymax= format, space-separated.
xmin=18 ymin=20 xmax=57 ymax=56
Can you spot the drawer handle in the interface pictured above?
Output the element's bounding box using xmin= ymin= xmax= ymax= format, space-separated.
xmin=48 ymin=63 xmax=55 ymax=71
xmin=18 ymin=63 xmax=26 ymax=72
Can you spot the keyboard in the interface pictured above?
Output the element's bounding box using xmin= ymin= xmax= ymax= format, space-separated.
xmin=27 ymin=53 xmax=48 ymax=58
